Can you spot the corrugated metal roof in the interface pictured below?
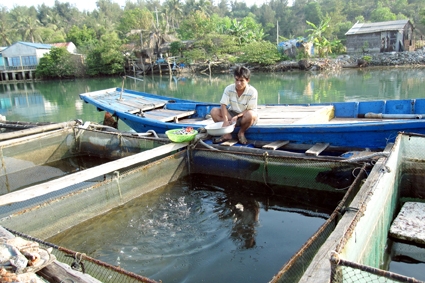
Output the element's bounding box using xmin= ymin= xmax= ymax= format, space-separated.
xmin=51 ymin=42 xmax=69 ymax=48
xmin=17 ymin=41 xmax=52 ymax=49
xmin=345 ymin=19 xmax=410 ymax=35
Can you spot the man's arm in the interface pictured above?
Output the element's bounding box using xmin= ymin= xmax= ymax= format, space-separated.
xmin=220 ymin=104 xmax=233 ymax=126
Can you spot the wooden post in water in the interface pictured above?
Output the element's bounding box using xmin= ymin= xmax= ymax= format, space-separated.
xmin=167 ymin=57 xmax=173 ymax=77
xmin=119 ymin=76 xmax=126 ymax=100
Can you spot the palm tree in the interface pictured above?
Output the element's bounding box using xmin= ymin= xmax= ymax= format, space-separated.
xmin=195 ymin=0 xmax=212 ymax=16
xmin=44 ymin=11 xmax=63 ymax=32
xmin=21 ymin=16 xmax=43 ymax=43
xmin=0 ymin=8 xmax=13 ymax=45
xmin=163 ymin=0 xmax=183 ymax=30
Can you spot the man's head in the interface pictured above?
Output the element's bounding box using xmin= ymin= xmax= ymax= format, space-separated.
xmin=233 ymin=66 xmax=251 ymax=92
xmin=233 ymin=66 xmax=251 ymax=81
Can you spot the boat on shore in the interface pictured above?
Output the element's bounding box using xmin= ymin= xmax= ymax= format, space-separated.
xmin=79 ymin=87 xmax=425 ymax=150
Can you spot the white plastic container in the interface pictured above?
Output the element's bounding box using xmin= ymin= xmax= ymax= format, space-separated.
xmin=204 ymin=122 xmax=235 ymax=136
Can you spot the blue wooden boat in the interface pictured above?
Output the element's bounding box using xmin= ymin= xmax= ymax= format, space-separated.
xmin=79 ymin=87 xmax=425 ymax=150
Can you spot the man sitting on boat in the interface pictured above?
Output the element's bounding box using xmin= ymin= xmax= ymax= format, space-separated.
xmin=210 ymin=66 xmax=259 ymax=145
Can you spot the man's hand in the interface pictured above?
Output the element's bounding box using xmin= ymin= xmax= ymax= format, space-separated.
xmin=231 ymin=116 xmax=238 ymax=124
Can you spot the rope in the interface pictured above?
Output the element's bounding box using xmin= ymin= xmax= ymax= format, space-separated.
xmin=198 ymin=139 xmax=219 ymax=151
xmin=113 ymin=171 xmax=123 ymax=200
xmin=330 ymin=251 xmax=341 ymax=264
xmin=262 ymin=152 xmax=269 ymax=187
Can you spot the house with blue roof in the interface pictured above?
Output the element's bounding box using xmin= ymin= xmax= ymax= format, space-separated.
xmin=0 ymin=41 xmax=52 ymax=81
xmin=2 ymin=42 xmax=52 ymax=69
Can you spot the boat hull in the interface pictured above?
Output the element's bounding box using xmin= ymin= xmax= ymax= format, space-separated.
xmin=80 ymin=88 xmax=425 ymax=150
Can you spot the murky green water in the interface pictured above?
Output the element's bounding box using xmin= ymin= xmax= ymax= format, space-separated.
xmin=1 ymin=68 xmax=425 ymax=131
xmin=3 ymin=68 xmax=425 ymax=281
xmin=48 ymin=174 xmax=341 ymax=283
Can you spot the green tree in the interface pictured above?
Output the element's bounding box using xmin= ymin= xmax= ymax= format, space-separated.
xmin=85 ymin=32 xmax=125 ymax=76
xmin=20 ymin=15 xmax=43 ymax=42
xmin=184 ymin=0 xmax=213 ymax=16
xmin=238 ymin=41 xmax=281 ymax=65
xmin=304 ymin=2 xmax=323 ymax=26
xmin=117 ymin=8 xmax=153 ymax=42
xmin=52 ymin=0 xmax=83 ymax=29
xmin=214 ymin=0 xmax=230 ymax=17
xmin=177 ymin=10 xmax=212 ymax=39
xmin=36 ymin=47 xmax=76 ymax=78
xmin=66 ymin=25 xmax=97 ymax=50
xmin=421 ymin=9 xmax=425 ymax=26
xmin=229 ymin=1 xmax=251 ymax=18
xmin=9 ymin=6 xmax=40 ymax=42
xmin=221 ymin=17 xmax=264 ymax=45
xmin=163 ymin=0 xmax=184 ymax=30
xmin=370 ymin=2 xmax=397 ymax=22
xmin=197 ymin=33 xmax=239 ymax=59
xmin=0 ymin=7 xmax=14 ymax=45
xmin=305 ymin=17 xmax=333 ymax=57
xmin=38 ymin=27 xmax=66 ymax=43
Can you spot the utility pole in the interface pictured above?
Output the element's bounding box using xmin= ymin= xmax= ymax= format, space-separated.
xmin=277 ymin=21 xmax=279 ymax=44
xmin=154 ymin=7 xmax=159 ymax=28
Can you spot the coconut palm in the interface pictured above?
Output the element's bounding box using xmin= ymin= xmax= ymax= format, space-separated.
xmin=20 ymin=15 xmax=43 ymax=42
xmin=0 ymin=8 xmax=13 ymax=45
xmin=163 ymin=0 xmax=183 ymax=30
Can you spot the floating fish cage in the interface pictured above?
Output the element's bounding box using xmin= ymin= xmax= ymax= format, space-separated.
xmin=0 ymin=123 xmax=173 ymax=235
xmin=0 ymin=130 xmax=387 ymax=282
xmin=323 ymin=133 xmax=425 ymax=283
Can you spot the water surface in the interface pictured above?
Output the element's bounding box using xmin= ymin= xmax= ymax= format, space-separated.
xmin=1 ymin=68 xmax=425 ymax=130
xmin=48 ymin=175 xmax=338 ymax=283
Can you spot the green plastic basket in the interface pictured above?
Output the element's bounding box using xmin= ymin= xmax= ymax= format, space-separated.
xmin=165 ymin=129 xmax=197 ymax=142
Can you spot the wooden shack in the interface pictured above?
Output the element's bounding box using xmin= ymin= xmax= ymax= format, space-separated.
xmin=345 ymin=19 xmax=415 ymax=53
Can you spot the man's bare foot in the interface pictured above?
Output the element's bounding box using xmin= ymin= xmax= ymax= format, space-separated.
xmin=213 ymin=133 xmax=232 ymax=144
xmin=238 ymin=134 xmax=248 ymax=145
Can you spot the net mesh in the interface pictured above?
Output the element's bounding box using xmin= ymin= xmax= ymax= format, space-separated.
xmin=328 ymin=133 xmax=425 ymax=283
xmin=6 ymin=227 xmax=159 ymax=283
xmin=0 ymin=127 xmax=176 ymax=239
xmin=0 ymin=130 xmax=390 ymax=283
xmin=189 ymin=146 xmax=372 ymax=282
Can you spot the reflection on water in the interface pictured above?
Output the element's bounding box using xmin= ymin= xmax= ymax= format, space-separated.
xmin=0 ymin=68 xmax=425 ymax=125
xmin=48 ymin=174 xmax=336 ymax=283
xmin=217 ymin=192 xmax=260 ymax=249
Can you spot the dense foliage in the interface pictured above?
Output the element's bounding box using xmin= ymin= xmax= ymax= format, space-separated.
xmin=1 ymin=0 xmax=425 ymax=78
xmin=36 ymin=47 xmax=77 ymax=78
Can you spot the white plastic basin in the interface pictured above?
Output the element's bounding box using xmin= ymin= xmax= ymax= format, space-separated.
xmin=205 ymin=122 xmax=235 ymax=136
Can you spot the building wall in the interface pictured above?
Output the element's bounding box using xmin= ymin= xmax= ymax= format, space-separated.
xmin=0 ymin=54 xmax=4 ymax=70
xmin=346 ymin=32 xmax=382 ymax=53
xmin=346 ymin=22 xmax=414 ymax=54
xmin=2 ymin=43 xmax=50 ymax=67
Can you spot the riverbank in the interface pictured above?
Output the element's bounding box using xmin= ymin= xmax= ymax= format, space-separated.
xmin=256 ymin=49 xmax=425 ymax=73
xmin=194 ymin=49 xmax=425 ymax=75
xmin=2 ymin=50 xmax=425 ymax=83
